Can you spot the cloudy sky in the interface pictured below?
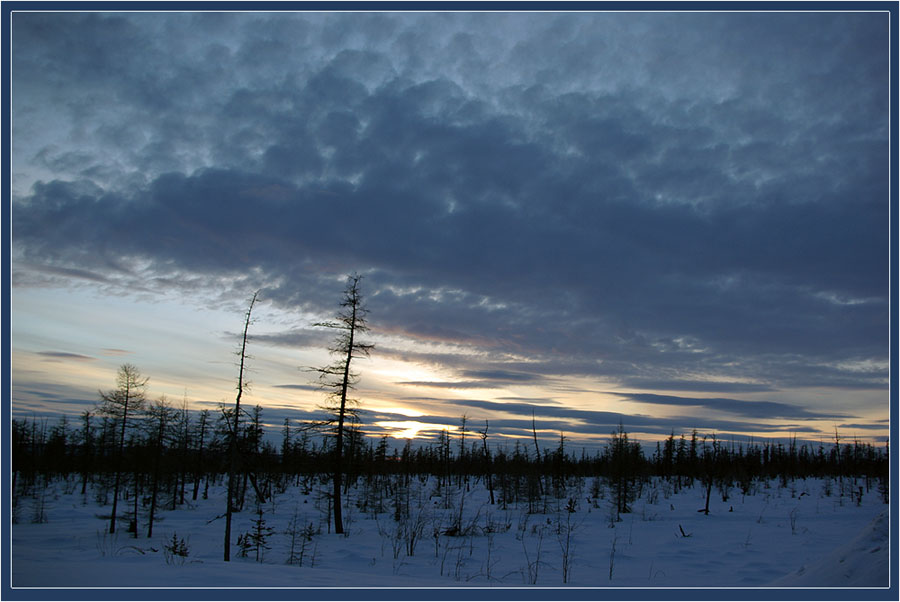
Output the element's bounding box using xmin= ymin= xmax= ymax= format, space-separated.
xmin=10 ymin=10 xmax=890 ymax=449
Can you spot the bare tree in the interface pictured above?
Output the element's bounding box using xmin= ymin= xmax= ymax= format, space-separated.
xmin=78 ymin=410 xmax=93 ymax=496
xmin=480 ymin=420 xmax=495 ymax=505
xmin=315 ymin=273 xmax=373 ymax=535
xmin=531 ymin=410 xmax=544 ymax=498
xmin=701 ymin=434 xmax=719 ymax=515
xmin=146 ymin=395 xmax=174 ymax=538
xmin=173 ymin=393 xmax=191 ymax=508
xmin=224 ymin=290 xmax=259 ymax=561
xmin=191 ymin=409 xmax=210 ymax=501
xmin=97 ymin=364 xmax=148 ymax=534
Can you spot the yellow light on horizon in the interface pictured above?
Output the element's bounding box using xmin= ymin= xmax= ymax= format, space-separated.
xmin=368 ymin=360 xmax=441 ymax=383
xmin=380 ymin=406 xmax=426 ymax=418
xmin=375 ymin=420 xmax=457 ymax=440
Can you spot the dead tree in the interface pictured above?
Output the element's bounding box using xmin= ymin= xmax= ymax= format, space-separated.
xmin=315 ymin=273 xmax=373 ymax=535
xmin=191 ymin=409 xmax=210 ymax=501
xmin=701 ymin=434 xmax=719 ymax=515
xmin=531 ymin=410 xmax=544 ymax=497
xmin=146 ymin=396 xmax=174 ymax=538
xmin=480 ymin=420 xmax=495 ymax=505
xmin=224 ymin=290 xmax=259 ymax=562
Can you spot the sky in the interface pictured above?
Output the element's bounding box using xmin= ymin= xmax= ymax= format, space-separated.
xmin=8 ymin=9 xmax=892 ymax=451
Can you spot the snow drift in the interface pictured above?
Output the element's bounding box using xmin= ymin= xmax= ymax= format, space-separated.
xmin=771 ymin=508 xmax=889 ymax=588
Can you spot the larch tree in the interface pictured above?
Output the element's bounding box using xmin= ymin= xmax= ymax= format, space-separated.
xmin=191 ymin=408 xmax=211 ymax=501
xmin=607 ymin=422 xmax=640 ymax=519
xmin=146 ymin=395 xmax=174 ymax=538
xmin=315 ymin=273 xmax=373 ymax=535
xmin=701 ymin=433 xmax=720 ymax=515
xmin=78 ymin=410 xmax=93 ymax=496
xmin=97 ymin=363 xmax=148 ymax=534
xmin=173 ymin=394 xmax=192 ymax=508
xmin=480 ymin=420 xmax=495 ymax=505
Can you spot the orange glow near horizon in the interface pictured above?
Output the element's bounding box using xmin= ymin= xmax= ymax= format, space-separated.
xmin=378 ymin=406 xmax=426 ymax=418
xmin=374 ymin=420 xmax=459 ymax=440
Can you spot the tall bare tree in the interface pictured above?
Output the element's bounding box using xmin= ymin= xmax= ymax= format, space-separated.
xmin=191 ymin=408 xmax=210 ymax=501
xmin=97 ymin=364 xmax=148 ymax=534
xmin=78 ymin=410 xmax=93 ymax=496
xmin=316 ymin=273 xmax=373 ymax=535
xmin=480 ymin=420 xmax=495 ymax=505
xmin=146 ymin=395 xmax=174 ymax=538
xmin=224 ymin=290 xmax=259 ymax=561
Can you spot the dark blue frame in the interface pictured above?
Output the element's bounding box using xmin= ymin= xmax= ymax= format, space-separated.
xmin=2 ymin=2 xmax=897 ymax=600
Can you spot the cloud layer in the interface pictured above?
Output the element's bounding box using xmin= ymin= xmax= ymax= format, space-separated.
xmin=11 ymin=11 xmax=890 ymax=440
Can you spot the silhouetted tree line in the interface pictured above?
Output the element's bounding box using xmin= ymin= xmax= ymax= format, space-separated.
xmin=12 ymin=404 xmax=890 ymax=529
xmin=13 ymin=273 xmax=889 ymax=555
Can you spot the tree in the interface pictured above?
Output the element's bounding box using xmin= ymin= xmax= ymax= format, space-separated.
xmin=701 ymin=433 xmax=719 ymax=515
xmin=224 ymin=290 xmax=259 ymax=561
xmin=239 ymin=506 xmax=275 ymax=562
xmin=457 ymin=414 xmax=468 ymax=487
xmin=173 ymin=394 xmax=192 ymax=508
xmin=281 ymin=418 xmax=294 ymax=471
xmin=315 ymin=273 xmax=374 ymax=535
xmin=607 ymin=422 xmax=640 ymax=518
xmin=191 ymin=409 xmax=210 ymax=501
xmin=480 ymin=420 xmax=495 ymax=505
xmin=531 ymin=410 xmax=544 ymax=498
xmin=97 ymin=364 xmax=148 ymax=534
xmin=77 ymin=410 xmax=94 ymax=496
xmin=146 ymin=396 xmax=175 ymax=538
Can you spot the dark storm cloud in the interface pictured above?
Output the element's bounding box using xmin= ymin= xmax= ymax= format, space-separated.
xmin=609 ymin=392 xmax=851 ymax=420
xmin=619 ymin=379 xmax=777 ymax=393
xmin=837 ymin=423 xmax=888 ymax=431
xmin=13 ymin=262 xmax=113 ymax=287
xmin=11 ymin=379 xmax=99 ymax=420
xmin=11 ymin=11 xmax=889 ymax=427
xmin=405 ymin=399 xmax=822 ymax=438
xmin=460 ymin=369 xmax=544 ymax=383
xmin=251 ymin=329 xmax=332 ymax=350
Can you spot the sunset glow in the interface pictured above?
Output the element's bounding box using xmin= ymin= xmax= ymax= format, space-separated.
xmin=9 ymin=10 xmax=890 ymax=451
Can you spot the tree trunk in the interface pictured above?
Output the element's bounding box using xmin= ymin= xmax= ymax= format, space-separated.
xmin=192 ymin=415 xmax=207 ymax=501
xmin=332 ymin=303 xmax=356 ymax=535
xmin=704 ymin=477 xmax=713 ymax=515
xmin=148 ymin=455 xmax=160 ymax=537
xmin=225 ymin=291 xmax=258 ymax=561
xmin=109 ymin=393 xmax=129 ymax=535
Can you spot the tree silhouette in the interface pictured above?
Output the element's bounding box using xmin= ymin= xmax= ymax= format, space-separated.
xmin=315 ymin=273 xmax=373 ymax=535
xmin=97 ymin=364 xmax=147 ymax=534
xmin=224 ymin=290 xmax=259 ymax=561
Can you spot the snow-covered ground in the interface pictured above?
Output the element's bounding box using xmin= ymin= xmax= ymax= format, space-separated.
xmin=10 ymin=475 xmax=891 ymax=591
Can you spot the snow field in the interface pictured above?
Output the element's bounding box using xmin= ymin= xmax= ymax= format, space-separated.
xmin=11 ymin=475 xmax=890 ymax=589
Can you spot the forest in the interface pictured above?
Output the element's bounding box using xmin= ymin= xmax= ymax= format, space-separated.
xmin=11 ymin=401 xmax=891 ymax=530
xmin=10 ymin=276 xmax=891 ymax=588
xmin=10 ymin=399 xmax=891 ymax=588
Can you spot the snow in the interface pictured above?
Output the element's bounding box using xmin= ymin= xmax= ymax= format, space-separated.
xmin=10 ymin=476 xmax=892 ymax=592
xmin=771 ymin=508 xmax=889 ymax=588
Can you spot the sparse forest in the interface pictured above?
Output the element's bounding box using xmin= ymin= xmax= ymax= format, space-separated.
xmin=11 ymin=406 xmax=890 ymax=526
xmin=9 ymin=403 xmax=891 ymax=587
xmin=9 ymin=277 xmax=891 ymax=587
